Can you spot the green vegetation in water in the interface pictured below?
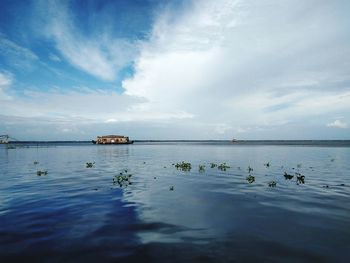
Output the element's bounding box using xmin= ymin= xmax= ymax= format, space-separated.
xmin=169 ymin=186 xmax=174 ymax=191
xmin=218 ymin=163 xmax=230 ymax=171
xmin=296 ymin=173 xmax=305 ymax=184
xmin=113 ymin=172 xmax=132 ymax=187
xmin=247 ymin=166 xmax=253 ymax=173
xmin=175 ymin=161 xmax=192 ymax=171
xmin=268 ymin=181 xmax=277 ymax=187
xmin=199 ymin=165 xmax=206 ymax=172
xmin=37 ymin=170 xmax=48 ymax=176
xmin=264 ymin=162 xmax=271 ymax=168
xmin=86 ymin=162 xmax=95 ymax=168
xmin=210 ymin=163 xmax=217 ymax=168
xmin=284 ymin=172 xmax=294 ymax=180
xmin=246 ymin=174 xmax=255 ymax=183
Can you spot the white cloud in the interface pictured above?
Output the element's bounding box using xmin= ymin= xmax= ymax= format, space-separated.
xmin=0 ymin=37 xmax=39 ymax=69
xmin=327 ymin=120 xmax=348 ymax=129
xmin=2 ymin=0 xmax=350 ymax=140
xmin=0 ymin=83 xmax=194 ymax=125
xmin=121 ymin=0 xmax=350 ymax=138
xmin=35 ymin=0 xmax=137 ymax=81
xmin=0 ymin=72 xmax=13 ymax=101
xmin=0 ymin=38 xmax=38 ymax=61
xmin=48 ymin=53 xmax=61 ymax=62
xmin=214 ymin=123 xmax=232 ymax=135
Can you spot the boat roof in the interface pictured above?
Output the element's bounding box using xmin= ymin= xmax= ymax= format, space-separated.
xmin=97 ymin=135 xmax=127 ymax=138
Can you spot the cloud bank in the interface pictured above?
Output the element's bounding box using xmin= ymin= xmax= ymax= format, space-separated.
xmin=122 ymin=0 xmax=350 ymax=137
xmin=1 ymin=0 xmax=350 ymax=139
xmin=327 ymin=120 xmax=348 ymax=129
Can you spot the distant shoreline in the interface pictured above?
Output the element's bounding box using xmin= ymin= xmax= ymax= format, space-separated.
xmin=4 ymin=140 xmax=350 ymax=147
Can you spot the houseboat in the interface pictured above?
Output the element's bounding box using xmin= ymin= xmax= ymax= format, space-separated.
xmin=92 ymin=135 xmax=134 ymax=145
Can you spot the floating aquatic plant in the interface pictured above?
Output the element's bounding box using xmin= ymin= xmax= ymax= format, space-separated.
xmin=218 ymin=163 xmax=230 ymax=171
xmin=284 ymin=172 xmax=294 ymax=180
xmin=199 ymin=165 xmax=206 ymax=172
xmin=268 ymin=181 xmax=277 ymax=187
xmin=296 ymin=173 xmax=305 ymax=184
xmin=247 ymin=166 xmax=253 ymax=173
xmin=86 ymin=162 xmax=95 ymax=168
xmin=175 ymin=161 xmax=192 ymax=171
xmin=264 ymin=162 xmax=270 ymax=168
xmin=113 ymin=173 xmax=132 ymax=187
xmin=37 ymin=170 xmax=48 ymax=176
xmin=210 ymin=163 xmax=217 ymax=168
xmin=169 ymin=186 xmax=174 ymax=191
xmin=246 ymin=175 xmax=255 ymax=183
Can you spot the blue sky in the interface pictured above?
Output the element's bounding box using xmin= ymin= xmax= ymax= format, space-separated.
xmin=0 ymin=0 xmax=350 ymax=140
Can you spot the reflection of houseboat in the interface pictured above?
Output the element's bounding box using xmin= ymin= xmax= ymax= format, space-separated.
xmin=92 ymin=135 xmax=134 ymax=145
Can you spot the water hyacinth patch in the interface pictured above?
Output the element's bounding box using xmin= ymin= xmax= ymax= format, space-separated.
xmin=296 ymin=173 xmax=305 ymax=184
xmin=37 ymin=170 xmax=48 ymax=176
xmin=246 ymin=175 xmax=255 ymax=184
xmin=264 ymin=162 xmax=271 ymax=168
xmin=199 ymin=165 xmax=205 ymax=172
xmin=210 ymin=163 xmax=217 ymax=168
xmin=175 ymin=161 xmax=192 ymax=171
xmin=247 ymin=166 xmax=253 ymax=173
xmin=218 ymin=163 xmax=230 ymax=171
xmin=86 ymin=162 xmax=95 ymax=168
xmin=284 ymin=172 xmax=294 ymax=180
xmin=268 ymin=181 xmax=277 ymax=187
xmin=113 ymin=173 xmax=132 ymax=187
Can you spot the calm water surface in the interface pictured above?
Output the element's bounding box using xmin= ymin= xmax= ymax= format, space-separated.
xmin=0 ymin=142 xmax=349 ymax=262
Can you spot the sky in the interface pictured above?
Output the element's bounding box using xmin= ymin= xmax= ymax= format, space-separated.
xmin=0 ymin=0 xmax=350 ymax=140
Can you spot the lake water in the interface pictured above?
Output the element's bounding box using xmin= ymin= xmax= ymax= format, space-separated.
xmin=0 ymin=142 xmax=349 ymax=262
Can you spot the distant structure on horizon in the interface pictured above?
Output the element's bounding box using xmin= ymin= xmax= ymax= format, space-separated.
xmin=0 ymin=135 xmax=9 ymax=144
xmin=92 ymin=135 xmax=133 ymax=145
